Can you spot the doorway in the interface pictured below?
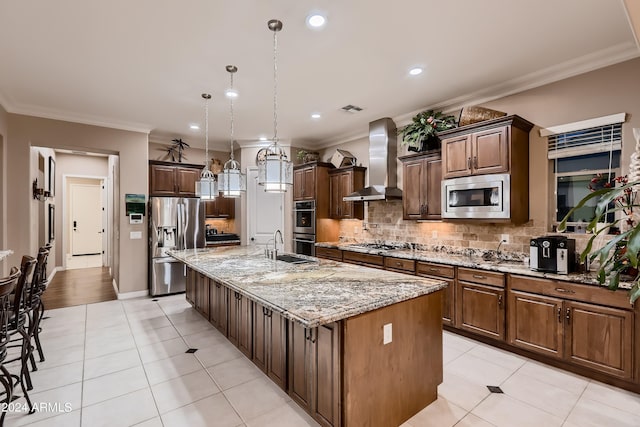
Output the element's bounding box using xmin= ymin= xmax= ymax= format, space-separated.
xmin=65 ymin=177 xmax=105 ymax=269
xmin=246 ymin=167 xmax=284 ymax=246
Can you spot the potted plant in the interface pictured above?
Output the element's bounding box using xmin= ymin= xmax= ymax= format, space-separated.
xmin=398 ymin=109 xmax=457 ymax=152
xmin=558 ymin=174 xmax=640 ymax=303
xmin=296 ymin=150 xmax=320 ymax=163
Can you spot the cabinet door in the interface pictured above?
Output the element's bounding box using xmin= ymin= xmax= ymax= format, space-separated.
xmin=227 ymin=291 xmax=240 ymax=347
xmin=508 ymin=290 xmax=564 ymax=359
xmin=471 ymin=126 xmax=509 ymax=175
xmin=197 ymin=274 xmax=210 ymax=319
xmin=205 ymin=200 xmax=217 ymax=217
xmin=565 ymin=301 xmax=633 ymax=379
xmin=403 ymin=159 xmax=425 ymax=219
xmin=288 ymin=321 xmax=312 ymax=411
xmin=424 ymin=159 xmax=442 ymax=219
xmin=329 ymin=173 xmax=340 ymax=218
xmin=441 ymin=279 xmax=455 ymax=326
xmin=176 ymin=167 xmax=200 ymax=196
xmin=267 ymin=311 xmax=288 ymax=390
xmin=442 ymin=135 xmax=472 ymax=178
xmin=150 ymin=164 xmax=177 ymax=196
xmin=293 ymin=169 xmax=305 ymax=200
xmin=216 ymin=197 xmax=232 ymax=218
xmin=302 ymin=168 xmax=316 ymax=200
xmin=252 ymin=304 xmax=267 ymax=372
xmin=312 ymin=323 xmax=341 ymax=427
xmin=216 ymin=284 xmax=228 ymax=335
xmin=238 ymin=295 xmax=252 ymax=358
xmin=185 ymin=267 xmax=195 ymax=305
xmin=338 ymin=172 xmax=353 ymax=218
xmin=458 ymin=281 xmax=505 ymax=340
xmin=209 ymin=280 xmax=226 ymax=332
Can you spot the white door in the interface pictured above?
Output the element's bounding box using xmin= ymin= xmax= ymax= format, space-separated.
xmin=247 ymin=167 xmax=284 ymax=246
xmin=71 ymin=184 xmax=103 ymax=255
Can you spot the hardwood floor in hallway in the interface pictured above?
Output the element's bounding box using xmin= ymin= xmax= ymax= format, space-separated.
xmin=41 ymin=267 xmax=117 ymax=310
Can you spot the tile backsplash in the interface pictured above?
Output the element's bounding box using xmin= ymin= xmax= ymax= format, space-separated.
xmin=337 ymin=200 xmax=595 ymax=256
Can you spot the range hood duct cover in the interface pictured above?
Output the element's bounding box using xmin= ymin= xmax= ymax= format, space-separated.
xmin=343 ymin=117 xmax=402 ymax=201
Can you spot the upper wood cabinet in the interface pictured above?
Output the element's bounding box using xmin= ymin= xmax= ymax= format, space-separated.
xmin=149 ymin=161 xmax=202 ymax=197
xmin=399 ymin=152 xmax=442 ymax=220
xmin=328 ymin=166 xmax=366 ymax=220
xmin=205 ymin=197 xmax=235 ymax=218
xmin=440 ymin=115 xmax=533 ymax=179
xmin=293 ymin=162 xmax=334 ymax=217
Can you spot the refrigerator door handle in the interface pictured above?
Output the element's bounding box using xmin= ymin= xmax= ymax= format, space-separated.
xmin=176 ymin=203 xmax=183 ymax=250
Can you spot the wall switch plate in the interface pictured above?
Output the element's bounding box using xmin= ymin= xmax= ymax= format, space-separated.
xmin=130 ymin=231 xmax=142 ymax=239
xmin=383 ymin=323 xmax=392 ymax=345
xmin=500 ymin=234 xmax=510 ymax=244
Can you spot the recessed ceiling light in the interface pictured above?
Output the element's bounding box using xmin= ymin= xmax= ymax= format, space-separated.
xmin=306 ymin=12 xmax=326 ymax=29
xmin=311 ymin=113 xmax=321 ymax=119
xmin=189 ymin=124 xmax=200 ymax=130
xmin=409 ymin=67 xmax=423 ymax=76
xmin=225 ymin=88 xmax=238 ymax=98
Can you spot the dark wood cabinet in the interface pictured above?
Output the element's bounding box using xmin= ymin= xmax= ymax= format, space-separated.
xmin=149 ymin=161 xmax=202 ymax=196
xmin=288 ymin=321 xmax=341 ymax=427
xmin=399 ymin=153 xmax=442 ymax=220
xmin=342 ymin=251 xmax=384 ymax=269
xmin=509 ymin=275 xmax=634 ymax=379
xmin=195 ymin=273 xmax=210 ymax=319
xmin=204 ymin=196 xmax=235 ymax=218
xmin=417 ymin=262 xmax=455 ymax=326
xmin=293 ymin=162 xmax=333 ymax=219
xmin=456 ymin=268 xmax=506 ymax=340
xmin=228 ymin=291 xmax=252 ymax=357
xmin=315 ymin=247 xmax=342 ymax=261
xmin=209 ymin=280 xmax=228 ymax=334
xmin=440 ymin=115 xmax=532 ymax=180
xmin=185 ymin=267 xmax=195 ymax=305
xmin=384 ymin=256 xmax=415 ymax=274
xmin=328 ymin=166 xmax=366 ymax=220
xmin=253 ymin=303 xmax=288 ymax=390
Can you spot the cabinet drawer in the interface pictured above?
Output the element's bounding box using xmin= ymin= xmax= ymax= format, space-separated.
xmin=416 ymin=262 xmax=455 ymax=279
xmin=316 ymin=247 xmax=343 ymax=261
xmin=458 ymin=267 xmax=505 ymax=288
xmin=509 ymin=275 xmax=631 ymax=310
xmin=343 ymin=251 xmax=384 ymax=268
xmin=384 ymin=257 xmax=415 ymax=274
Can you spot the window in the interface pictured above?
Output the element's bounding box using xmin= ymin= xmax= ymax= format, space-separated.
xmin=545 ymin=115 xmax=624 ymax=233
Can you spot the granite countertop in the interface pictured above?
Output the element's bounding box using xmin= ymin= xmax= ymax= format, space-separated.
xmin=316 ymin=242 xmax=632 ymax=289
xmin=168 ymin=246 xmax=447 ymax=328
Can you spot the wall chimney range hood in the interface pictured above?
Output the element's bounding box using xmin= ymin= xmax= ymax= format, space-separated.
xmin=343 ymin=118 xmax=402 ymax=201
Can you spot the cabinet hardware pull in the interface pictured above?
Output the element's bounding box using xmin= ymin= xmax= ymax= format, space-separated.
xmin=498 ymin=294 xmax=503 ymax=308
xmin=557 ymin=307 xmax=561 ymax=323
xmin=565 ymin=308 xmax=571 ymax=324
xmin=428 ymin=268 xmax=440 ymax=273
xmin=310 ymin=329 xmax=316 ymax=344
xmin=467 ymin=157 xmax=471 ymax=169
xmin=472 ymin=274 xmax=487 ymax=280
xmin=555 ymin=288 xmax=575 ymax=294
xmin=396 ymin=262 xmax=402 ymax=266
xmin=473 ymin=156 xmax=478 ymax=168
xmin=305 ymin=329 xmax=310 ymax=341
xmin=262 ymin=306 xmax=267 ymax=316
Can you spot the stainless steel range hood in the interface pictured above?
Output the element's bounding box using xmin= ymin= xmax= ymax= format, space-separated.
xmin=343 ymin=117 xmax=402 ymax=201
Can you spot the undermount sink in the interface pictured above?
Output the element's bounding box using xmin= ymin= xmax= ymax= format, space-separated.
xmin=275 ymin=254 xmax=313 ymax=264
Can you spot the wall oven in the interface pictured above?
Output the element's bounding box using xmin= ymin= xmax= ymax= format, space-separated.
xmin=442 ymin=173 xmax=511 ymax=219
xmin=294 ymin=200 xmax=316 ymax=234
xmin=293 ymin=233 xmax=315 ymax=257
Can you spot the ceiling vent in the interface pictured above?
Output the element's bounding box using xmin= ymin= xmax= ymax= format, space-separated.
xmin=341 ymin=104 xmax=363 ymax=113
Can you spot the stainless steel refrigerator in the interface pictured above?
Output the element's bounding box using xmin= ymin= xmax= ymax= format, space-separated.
xmin=149 ymin=197 xmax=205 ymax=296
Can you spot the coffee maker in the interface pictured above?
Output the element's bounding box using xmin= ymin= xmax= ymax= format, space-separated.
xmin=530 ymin=236 xmax=576 ymax=275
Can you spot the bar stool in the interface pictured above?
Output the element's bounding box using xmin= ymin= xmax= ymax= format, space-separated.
xmin=0 ymin=267 xmax=34 ymax=425
xmin=31 ymin=246 xmax=51 ymax=363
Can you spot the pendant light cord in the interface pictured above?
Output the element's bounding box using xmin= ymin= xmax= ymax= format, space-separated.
xmin=202 ymin=94 xmax=212 ymax=176
xmin=229 ymin=72 xmax=235 ymax=161
xmin=272 ymin=27 xmax=278 ymax=145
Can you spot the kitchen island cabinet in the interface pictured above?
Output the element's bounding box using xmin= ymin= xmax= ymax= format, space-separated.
xmin=170 ymin=247 xmax=446 ymax=427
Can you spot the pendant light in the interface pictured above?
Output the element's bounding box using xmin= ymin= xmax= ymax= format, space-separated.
xmin=218 ymin=65 xmax=246 ymax=198
xmin=195 ymin=93 xmax=217 ymax=200
xmin=258 ymin=19 xmax=293 ymax=193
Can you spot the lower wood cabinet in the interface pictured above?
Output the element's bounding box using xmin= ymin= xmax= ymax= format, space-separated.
xmin=228 ymin=291 xmax=252 ymax=357
xmin=209 ymin=280 xmax=228 ymax=334
xmin=508 ymin=276 xmax=634 ymax=380
xmin=416 ymin=262 xmax=455 ymax=326
xmin=315 ymin=247 xmax=343 ymax=262
xmin=456 ymin=268 xmax=506 ymax=340
xmin=342 ymin=251 xmax=384 ymax=269
xmin=195 ymin=274 xmax=210 ymax=319
xmin=185 ymin=267 xmax=195 ymax=305
xmin=288 ymin=321 xmax=341 ymax=427
xmin=253 ymin=303 xmax=288 ymax=390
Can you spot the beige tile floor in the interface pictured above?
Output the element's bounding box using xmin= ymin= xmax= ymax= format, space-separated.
xmin=3 ymin=294 xmax=640 ymax=427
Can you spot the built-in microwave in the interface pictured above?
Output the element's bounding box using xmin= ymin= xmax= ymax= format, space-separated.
xmin=441 ymin=173 xmax=510 ymax=219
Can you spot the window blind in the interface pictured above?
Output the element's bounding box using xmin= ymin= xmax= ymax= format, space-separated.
xmin=547 ymin=123 xmax=622 ymax=159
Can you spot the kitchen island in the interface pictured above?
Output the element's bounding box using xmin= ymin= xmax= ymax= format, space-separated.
xmin=169 ymin=246 xmax=447 ymax=427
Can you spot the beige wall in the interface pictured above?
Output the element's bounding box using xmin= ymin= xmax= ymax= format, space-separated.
xmin=334 ymin=57 xmax=640 ymax=255
xmin=0 ymin=105 xmax=7 ymax=271
xmin=55 ymin=153 xmax=109 ymax=267
xmin=6 ymin=114 xmax=148 ymax=294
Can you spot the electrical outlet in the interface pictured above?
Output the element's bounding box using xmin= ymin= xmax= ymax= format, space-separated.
xmin=383 ymin=323 xmax=392 ymax=345
xmin=432 ymin=230 xmax=438 ymax=239
xmin=130 ymin=231 xmax=142 ymax=240
xmin=500 ymin=234 xmax=510 ymax=244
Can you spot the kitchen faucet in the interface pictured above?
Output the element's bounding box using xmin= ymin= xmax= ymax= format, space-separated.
xmin=496 ymin=239 xmax=507 ymax=258
xmin=274 ymin=229 xmax=283 ymax=253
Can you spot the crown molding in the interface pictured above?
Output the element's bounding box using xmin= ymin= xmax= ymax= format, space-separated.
xmin=319 ymin=41 xmax=640 ymax=148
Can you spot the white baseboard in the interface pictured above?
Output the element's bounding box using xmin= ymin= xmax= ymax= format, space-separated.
xmin=117 ymin=289 xmax=149 ymax=300
xmin=47 ymin=267 xmax=61 ymax=282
